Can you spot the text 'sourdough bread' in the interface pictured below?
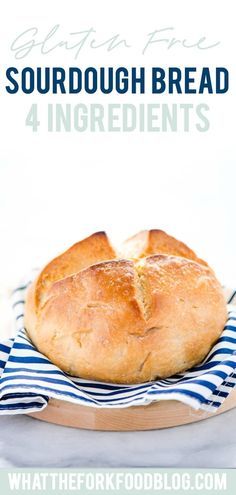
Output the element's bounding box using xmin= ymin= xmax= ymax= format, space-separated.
xmin=25 ymin=230 xmax=227 ymax=383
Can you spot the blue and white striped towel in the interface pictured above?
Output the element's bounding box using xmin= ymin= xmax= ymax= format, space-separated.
xmin=0 ymin=281 xmax=236 ymax=415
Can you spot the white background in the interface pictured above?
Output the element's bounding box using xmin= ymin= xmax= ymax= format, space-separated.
xmin=0 ymin=0 xmax=235 ymax=337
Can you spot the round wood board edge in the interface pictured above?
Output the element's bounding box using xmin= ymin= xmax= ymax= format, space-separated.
xmin=28 ymin=388 xmax=236 ymax=431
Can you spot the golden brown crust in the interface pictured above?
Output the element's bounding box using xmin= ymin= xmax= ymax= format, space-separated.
xmin=24 ymin=231 xmax=227 ymax=384
xmin=121 ymin=229 xmax=207 ymax=266
xmin=34 ymin=231 xmax=116 ymax=307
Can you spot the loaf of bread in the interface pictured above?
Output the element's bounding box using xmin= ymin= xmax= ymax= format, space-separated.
xmin=25 ymin=230 xmax=227 ymax=383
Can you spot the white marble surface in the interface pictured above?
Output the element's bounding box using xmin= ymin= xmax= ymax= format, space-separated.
xmin=0 ymin=408 xmax=236 ymax=468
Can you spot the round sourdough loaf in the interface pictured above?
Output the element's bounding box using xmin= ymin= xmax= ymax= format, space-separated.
xmin=24 ymin=230 xmax=227 ymax=383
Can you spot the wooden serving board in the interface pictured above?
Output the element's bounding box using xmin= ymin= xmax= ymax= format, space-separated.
xmin=28 ymin=388 xmax=236 ymax=431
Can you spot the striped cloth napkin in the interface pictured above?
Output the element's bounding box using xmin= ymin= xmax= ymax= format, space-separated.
xmin=0 ymin=281 xmax=236 ymax=415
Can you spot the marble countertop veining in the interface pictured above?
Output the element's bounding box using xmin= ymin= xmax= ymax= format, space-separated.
xmin=0 ymin=408 xmax=236 ymax=468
